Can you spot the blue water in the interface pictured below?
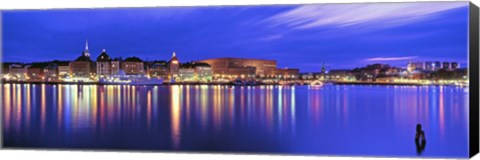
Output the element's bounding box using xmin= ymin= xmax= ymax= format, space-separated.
xmin=1 ymin=84 xmax=469 ymax=158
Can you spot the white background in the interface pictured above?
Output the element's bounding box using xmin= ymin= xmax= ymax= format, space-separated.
xmin=0 ymin=0 xmax=479 ymax=160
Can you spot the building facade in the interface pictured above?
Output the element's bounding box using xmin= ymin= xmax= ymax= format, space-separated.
xmin=96 ymin=49 xmax=112 ymax=77
xmin=70 ymin=41 xmax=96 ymax=78
xmin=198 ymin=57 xmax=277 ymax=78
xmin=168 ymin=51 xmax=180 ymax=79
xmin=123 ymin=57 xmax=144 ymax=75
xmin=148 ymin=62 xmax=168 ymax=78
xmin=274 ymin=68 xmax=299 ymax=79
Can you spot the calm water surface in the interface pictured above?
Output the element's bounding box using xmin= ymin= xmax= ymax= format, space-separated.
xmin=1 ymin=84 xmax=469 ymax=158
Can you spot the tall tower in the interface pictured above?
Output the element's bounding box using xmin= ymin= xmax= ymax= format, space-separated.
xmin=83 ymin=40 xmax=90 ymax=57
xmin=321 ymin=63 xmax=327 ymax=74
xmin=168 ymin=51 xmax=180 ymax=78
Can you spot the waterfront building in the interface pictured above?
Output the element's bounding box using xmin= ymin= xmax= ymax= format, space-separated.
xmin=111 ymin=57 xmax=122 ymax=75
xmin=413 ymin=62 xmax=425 ymax=70
xmin=27 ymin=62 xmax=49 ymax=81
xmin=53 ymin=61 xmax=71 ymax=77
xmin=168 ymin=51 xmax=180 ymax=79
xmin=44 ymin=63 xmax=59 ymax=80
xmin=178 ymin=67 xmax=195 ymax=82
xmin=96 ymin=49 xmax=112 ymax=77
xmin=325 ymin=69 xmax=354 ymax=81
xmin=452 ymin=62 xmax=459 ymax=70
xmin=442 ymin=62 xmax=451 ymax=70
xmin=123 ymin=57 xmax=144 ymax=75
xmin=198 ymin=57 xmax=276 ymax=78
xmin=274 ymin=68 xmax=299 ymax=79
xmin=70 ymin=41 xmax=96 ymax=78
xmin=193 ymin=62 xmax=213 ymax=82
xmin=424 ymin=61 xmax=434 ymax=71
xmin=178 ymin=62 xmax=213 ymax=82
xmin=434 ymin=61 xmax=442 ymax=70
xmin=147 ymin=61 xmax=168 ymax=79
xmin=300 ymin=72 xmax=323 ymax=80
xmin=8 ymin=64 xmax=28 ymax=80
xmin=407 ymin=62 xmax=415 ymax=72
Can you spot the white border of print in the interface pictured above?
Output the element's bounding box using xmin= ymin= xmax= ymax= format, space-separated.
xmin=0 ymin=0 xmax=478 ymax=160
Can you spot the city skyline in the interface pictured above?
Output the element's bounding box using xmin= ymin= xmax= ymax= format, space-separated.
xmin=2 ymin=2 xmax=469 ymax=72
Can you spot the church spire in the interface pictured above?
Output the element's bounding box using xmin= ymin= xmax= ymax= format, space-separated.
xmin=85 ymin=39 xmax=89 ymax=51
xmin=83 ymin=39 xmax=90 ymax=57
xmin=172 ymin=51 xmax=176 ymax=58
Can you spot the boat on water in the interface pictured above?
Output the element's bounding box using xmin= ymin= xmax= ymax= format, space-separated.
xmin=309 ymin=80 xmax=324 ymax=89
xmin=99 ymin=70 xmax=164 ymax=85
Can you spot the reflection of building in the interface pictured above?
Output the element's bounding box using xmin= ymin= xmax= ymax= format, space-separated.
xmin=274 ymin=68 xmax=299 ymax=79
xmin=198 ymin=57 xmax=277 ymax=78
xmin=70 ymin=41 xmax=96 ymax=78
xmin=168 ymin=51 xmax=180 ymax=78
xmin=123 ymin=57 xmax=144 ymax=75
xmin=96 ymin=49 xmax=112 ymax=77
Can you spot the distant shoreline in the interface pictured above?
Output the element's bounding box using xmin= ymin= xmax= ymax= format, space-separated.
xmin=0 ymin=80 xmax=468 ymax=87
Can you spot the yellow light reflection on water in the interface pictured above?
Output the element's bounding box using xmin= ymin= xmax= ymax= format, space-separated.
xmin=4 ymin=84 xmax=11 ymax=131
xmin=25 ymin=84 xmax=31 ymax=129
xmin=57 ymin=85 xmax=63 ymax=129
xmin=186 ymin=85 xmax=191 ymax=125
xmin=229 ymin=86 xmax=235 ymax=127
xmin=171 ymin=85 xmax=181 ymax=149
xmin=41 ymin=84 xmax=46 ymax=130
xmin=15 ymin=84 xmax=22 ymax=132
xmin=147 ymin=90 xmax=152 ymax=128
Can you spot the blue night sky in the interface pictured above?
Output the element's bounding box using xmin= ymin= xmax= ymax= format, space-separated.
xmin=1 ymin=2 xmax=469 ymax=72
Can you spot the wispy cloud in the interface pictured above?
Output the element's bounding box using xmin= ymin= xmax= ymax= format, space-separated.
xmin=258 ymin=34 xmax=283 ymax=41
xmin=266 ymin=2 xmax=467 ymax=29
xmin=365 ymin=56 xmax=418 ymax=61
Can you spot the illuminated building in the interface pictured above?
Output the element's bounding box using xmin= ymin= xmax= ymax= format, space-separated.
xmin=96 ymin=49 xmax=112 ymax=77
xmin=27 ymin=62 xmax=49 ymax=81
xmin=168 ymin=51 xmax=180 ymax=78
xmin=178 ymin=67 xmax=195 ymax=81
xmin=123 ymin=57 xmax=144 ymax=75
xmin=324 ymin=69 xmax=354 ymax=81
xmin=178 ymin=62 xmax=213 ymax=82
xmin=198 ymin=57 xmax=276 ymax=78
xmin=442 ymin=62 xmax=451 ymax=70
xmin=274 ymin=68 xmax=299 ymax=79
xmin=193 ymin=63 xmax=213 ymax=82
xmin=8 ymin=64 xmax=28 ymax=80
xmin=111 ymin=57 xmax=122 ymax=75
xmin=55 ymin=61 xmax=70 ymax=77
xmin=452 ymin=62 xmax=459 ymax=70
xmin=69 ymin=40 xmax=96 ymax=78
xmin=434 ymin=61 xmax=442 ymax=70
xmin=44 ymin=63 xmax=58 ymax=80
xmin=148 ymin=62 xmax=168 ymax=79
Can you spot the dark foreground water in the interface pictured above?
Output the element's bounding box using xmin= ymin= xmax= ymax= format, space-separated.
xmin=1 ymin=84 xmax=469 ymax=158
